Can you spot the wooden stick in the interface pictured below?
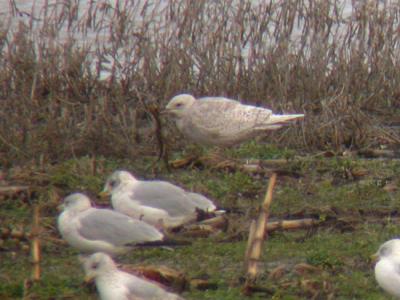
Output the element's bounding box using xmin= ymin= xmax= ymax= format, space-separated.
xmin=31 ymin=205 xmax=41 ymax=281
xmin=262 ymin=173 xmax=277 ymax=213
xmin=357 ymin=149 xmax=399 ymax=158
xmin=0 ymin=185 xmax=30 ymax=195
xmin=243 ymin=173 xmax=277 ymax=293
xmin=244 ymin=220 xmax=257 ymax=269
xmin=265 ymin=218 xmax=318 ymax=233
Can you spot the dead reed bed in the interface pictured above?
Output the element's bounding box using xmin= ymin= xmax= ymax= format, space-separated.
xmin=1 ymin=0 xmax=400 ymax=165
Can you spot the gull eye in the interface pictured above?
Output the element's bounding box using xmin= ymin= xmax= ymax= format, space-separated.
xmin=381 ymin=246 xmax=389 ymax=256
xmin=109 ymin=180 xmax=117 ymax=188
xmin=175 ymin=102 xmax=183 ymax=107
xmin=91 ymin=262 xmax=99 ymax=269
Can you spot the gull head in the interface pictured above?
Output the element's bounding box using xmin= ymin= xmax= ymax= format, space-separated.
xmin=374 ymin=239 xmax=400 ymax=298
xmin=375 ymin=239 xmax=400 ymax=260
xmin=163 ymin=94 xmax=196 ymax=117
xmin=61 ymin=193 xmax=92 ymax=213
xmin=102 ymin=170 xmax=137 ymax=195
xmin=81 ymin=252 xmax=116 ymax=282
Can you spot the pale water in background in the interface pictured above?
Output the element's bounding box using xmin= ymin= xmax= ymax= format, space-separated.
xmin=0 ymin=0 xmax=397 ymax=79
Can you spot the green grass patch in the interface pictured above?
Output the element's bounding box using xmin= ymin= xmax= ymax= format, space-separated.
xmin=1 ymin=153 xmax=400 ymax=299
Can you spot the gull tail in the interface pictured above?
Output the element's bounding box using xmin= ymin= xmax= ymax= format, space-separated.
xmin=268 ymin=114 xmax=304 ymax=124
xmin=134 ymin=238 xmax=192 ymax=248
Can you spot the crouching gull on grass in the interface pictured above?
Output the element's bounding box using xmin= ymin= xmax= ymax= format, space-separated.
xmin=81 ymin=252 xmax=185 ymax=300
xmin=57 ymin=193 xmax=182 ymax=256
xmin=163 ymin=94 xmax=304 ymax=147
xmin=373 ymin=239 xmax=400 ymax=298
xmin=101 ymin=170 xmax=222 ymax=229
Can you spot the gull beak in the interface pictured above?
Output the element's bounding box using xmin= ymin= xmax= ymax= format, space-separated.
xmin=98 ymin=190 xmax=110 ymax=199
xmin=57 ymin=204 xmax=65 ymax=212
xmin=77 ymin=254 xmax=87 ymax=264
xmin=159 ymin=108 xmax=170 ymax=115
xmin=84 ymin=274 xmax=95 ymax=284
xmin=370 ymin=253 xmax=379 ymax=265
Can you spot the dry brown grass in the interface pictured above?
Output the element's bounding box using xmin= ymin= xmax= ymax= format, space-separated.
xmin=1 ymin=0 xmax=400 ymax=164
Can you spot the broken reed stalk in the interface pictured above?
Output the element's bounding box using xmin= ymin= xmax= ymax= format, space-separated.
xmin=265 ymin=218 xmax=318 ymax=234
xmin=31 ymin=204 xmax=41 ymax=281
xmin=244 ymin=220 xmax=257 ymax=268
xmin=243 ymin=173 xmax=277 ymax=294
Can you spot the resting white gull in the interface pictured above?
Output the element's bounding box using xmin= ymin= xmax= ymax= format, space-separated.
xmin=373 ymin=238 xmax=400 ymax=298
xmin=81 ymin=252 xmax=185 ymax=300
xmin=101 ymin=170 xmax=220 ymax=228
xmin=163 ymin=94 xmax=304 ymax=147
xmin=57 ymin=193 xmax=164 ymax=256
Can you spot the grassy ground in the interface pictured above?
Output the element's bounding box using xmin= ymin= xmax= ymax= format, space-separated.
xmin=1 ymin=143 xmax=399 ymax=299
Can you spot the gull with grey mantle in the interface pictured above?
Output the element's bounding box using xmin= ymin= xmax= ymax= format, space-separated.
xmin=102 ymin=170 xmax=219 ymax=228
xmin=164 ymin=94 xmax=304 ymax=147
xmin=81 ymin=252 xmax=185 ymax=300
xmin=57 ymin=193 xmax=164 ymax=256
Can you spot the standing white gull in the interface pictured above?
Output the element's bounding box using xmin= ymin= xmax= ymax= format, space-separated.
xmin=163 ymin=94 xmax=304 ymax=147
xmin=101 ymin=170 xmax=220 ymax=228
xmin=81 ymin=252 xmax=185 ymax=300
xmin=57 ymin=193 xmax=164 ymax=256
xmin=373 ymin=239 xmax=400 ymax=298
